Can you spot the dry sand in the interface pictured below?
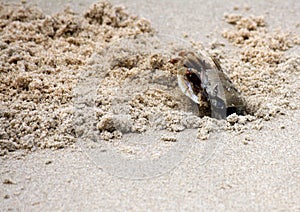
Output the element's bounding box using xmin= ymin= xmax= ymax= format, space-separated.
xmin=1 ymin=0 xmax=300 ymax=210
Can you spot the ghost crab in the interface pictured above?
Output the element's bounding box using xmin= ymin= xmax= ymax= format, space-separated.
xmin=170 ymin=51 xmax=245 ymax=119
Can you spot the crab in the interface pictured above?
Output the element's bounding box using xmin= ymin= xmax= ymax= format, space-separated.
xmin=170 ymin=51 xmax=245 ymax=119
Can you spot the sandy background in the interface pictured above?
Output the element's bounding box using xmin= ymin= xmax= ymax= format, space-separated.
xmin=1 ymin=0 xmax=300 ymax=210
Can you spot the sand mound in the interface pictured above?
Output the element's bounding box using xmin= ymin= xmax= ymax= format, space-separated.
xmin=0 ymin=1 xmax=299 ymax=156
xmin=0 ymin=0 xmax=152 ymax=155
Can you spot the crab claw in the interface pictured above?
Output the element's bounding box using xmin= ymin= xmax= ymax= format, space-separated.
xmin=177 ymin=73 xmax=200 ymax=104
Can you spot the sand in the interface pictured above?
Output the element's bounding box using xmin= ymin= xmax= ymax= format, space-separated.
xmin=1 ymin=0 xmax=300 ymax=210
xmin=0 ymin=0 xmax=153 ymax=153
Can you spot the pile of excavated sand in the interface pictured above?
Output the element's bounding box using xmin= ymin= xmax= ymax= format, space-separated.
xmin=0 ymin=1 xmax=299 ymax=156
xmin=0 ymin=0 xmax=152 ymax=155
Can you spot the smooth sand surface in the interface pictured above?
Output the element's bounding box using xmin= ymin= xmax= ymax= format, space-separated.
xmin=1 ymin=0 xmax=299 ymax=210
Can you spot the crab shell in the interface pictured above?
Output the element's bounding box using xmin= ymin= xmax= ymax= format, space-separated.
xmin=177 ymin=51 xmax=245 ymax=119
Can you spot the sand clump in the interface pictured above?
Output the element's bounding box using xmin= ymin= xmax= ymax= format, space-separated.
xmin=0 ymin=0 xmax=152 ymax=155
xmin=220 ymin=14 xmax=299 ymax=119
xmin=94 ymin=48 xmax=203 ymax=140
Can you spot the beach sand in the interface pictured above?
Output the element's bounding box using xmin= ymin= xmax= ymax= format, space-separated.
xmin=1 ymin=0 xmax=299 ymax=210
